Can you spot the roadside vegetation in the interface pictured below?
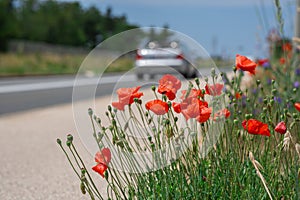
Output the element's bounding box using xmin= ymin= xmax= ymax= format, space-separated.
xmin=0 ymin=53 xmax=135 ymax=76
xmin=57 ymin=1 xmax=300 ymax=199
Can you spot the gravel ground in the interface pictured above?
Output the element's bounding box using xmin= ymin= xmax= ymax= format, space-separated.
xmin=0 ymin=97 xmax=111 ymax=200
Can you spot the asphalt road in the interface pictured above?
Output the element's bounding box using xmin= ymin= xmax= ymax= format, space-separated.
xmin=0 ymin=74 xmax=137 ymax=115
xmin=0 ymin=67 xmax=229 ymax=115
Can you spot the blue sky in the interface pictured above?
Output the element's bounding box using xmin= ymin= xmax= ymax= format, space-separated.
xmin=62 ymin=0 xmax=296 ymax=58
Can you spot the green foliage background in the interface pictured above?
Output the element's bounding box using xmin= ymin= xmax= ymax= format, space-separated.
xmin=0 ymin=0 xmax=138 ymax=51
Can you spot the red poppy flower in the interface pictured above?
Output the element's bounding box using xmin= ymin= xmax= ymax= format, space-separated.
xmin=181 ymin=98 xmax=210 ymax=123
xmin=257 ymin=58 xmax=269 ymax=66
xmin=213 ymin=108 xmax=231 ymax=121
xmin=282 ymin=42 xmax=292 ymax=52
xmin=196 ymin=106 xmax=212 ymax=123
xmin=112 ymin=86 xmax=143 ymax=110
xmin=242 ymin=119 xmax=270 ymax=137
xmin=279 ymin=57 xmax=285 ymax=65
xmin=172 ymin=102 xmax=181 ymax=113
xmin=205 ymin=83 xmax=223 ymax=96
xmin=235 ymin=92 xmax=242 ymax=99
xmin=92 ymin=163 xmax=108 ymax=178
xmin=274 ymin=121 xmax=287 ymax=134
xmin=158 ymin=74 xmax=181 ymax=100
xmin=145 ymin=99 xmax=169 ymax=115
xmin=181 ymin=89 xmax=204 ymax=99
xmin=236 ymin=54 xmax=257 ymax=75
xmin=294 ymin=102 xmax=300 ymax=112
xmin=92 ymin=148 xmax=111 ymax=178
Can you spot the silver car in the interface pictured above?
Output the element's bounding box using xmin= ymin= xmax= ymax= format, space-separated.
xmin=135 ymin=41 xmax=197 ymax=79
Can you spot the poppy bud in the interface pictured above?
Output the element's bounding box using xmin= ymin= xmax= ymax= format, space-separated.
xmin=56 ymin=138 xmax=62 ymax=145
xmin=245 ymin=114 xmax=251 ymax=120
xmin=88 ymin=108 xmax=93 ymax=116
xmin=256 ymin=80 xmax=261 ymax=85
xmin=162 ymin=94 xmax=167 ymax=101
xmin=204 ymin=77 xmax=208 ymax=82
xmin=233 ymin=66 xmax=237 ymax=72
xmin=97 ymin=132 xmax=104 ymax=141
xmin=195 ymin=77 xmax=200 ymax=85
xmin=67 ymin=134 xmax=73 ymax=142
xmin=108 ymin=105 xmax=112 ymax=112
xmin=271 ymin=80 xmax=275 ymax=85
xmin=150 ymin=142 xmax=155 ymax=151
xmin=164 ymin=119 xmax=170 ymax=125
xmin=263 ymin=98 xmax=268 ymax=104
xmin=104 ymin=171 xmax=109 ymax=180
xmin=293 ymin=113 xmax=298 ymax=119
xmin=81 ymin=168 xmax=86 ymax=174
xmin=66 ymin=140 xmax=71 ymax=147
xmin=151 ymin=85 xmax=156 ymax=91
xmin=80 ymin=182 xmax=86 ymax=194
xmin=97 ymin=118 xmax=101 ymax=124
xmin=174 ymin=117 xmax=178 ymax=122
xmin=211 ymin=68 xmax=216 ymax=77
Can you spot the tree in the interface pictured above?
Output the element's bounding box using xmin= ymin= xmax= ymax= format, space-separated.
xmin=0 ymin=0 xmax=16 ymax=51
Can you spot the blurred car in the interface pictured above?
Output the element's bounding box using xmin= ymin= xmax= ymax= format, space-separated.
xmin=134 ymin=41 xmax=197 ymax=79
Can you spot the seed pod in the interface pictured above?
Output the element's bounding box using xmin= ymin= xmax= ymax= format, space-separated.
xmin=88 ymin=108 xmax=93 ymax=116
xmin=80 ymin=182 xmax=86 ymax=194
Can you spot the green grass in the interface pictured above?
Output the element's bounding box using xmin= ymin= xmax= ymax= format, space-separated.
xmin=0 ymin=53 xmax=134 ymax=76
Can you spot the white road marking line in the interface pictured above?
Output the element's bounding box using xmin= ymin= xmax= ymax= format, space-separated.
xmin=0 ymin=75 xmax=135 ymax=94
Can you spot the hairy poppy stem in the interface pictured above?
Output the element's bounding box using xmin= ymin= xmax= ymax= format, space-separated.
xmin=71 ymin=144 xmax=103 ymax=200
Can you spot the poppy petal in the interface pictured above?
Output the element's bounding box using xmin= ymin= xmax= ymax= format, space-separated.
xmin=92 ymin=163 xmax=108 ymax=178
xmin=236 ymin=54 xmax=257 ymax=75
xmin=274 ymin=121 xmax=287 ymax=134
xmin=145 ymin=100 xmax=169 ymax=115
xmin=242 ymin=119 xmax=270 ymax=137
xmin=294 ymin=103 xmax=300 ymax=112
